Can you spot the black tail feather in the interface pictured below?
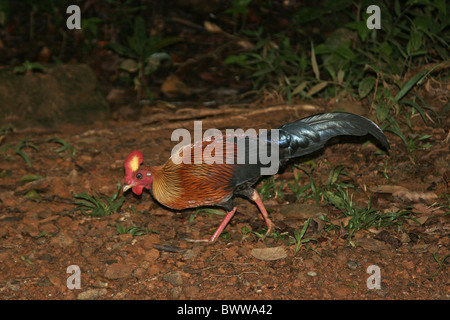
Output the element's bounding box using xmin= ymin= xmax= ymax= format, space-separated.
xmin=228 ymin=112 xmax=389 ymax=189
xmin=277 ymin=112 xmax=389 ymax=160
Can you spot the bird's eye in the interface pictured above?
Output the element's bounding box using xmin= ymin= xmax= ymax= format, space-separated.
xmin=136 ymin=173 xmax=143 ymax=179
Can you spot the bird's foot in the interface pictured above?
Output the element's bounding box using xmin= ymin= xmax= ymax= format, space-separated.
xmin=264 ymin=219 xmax=276 ymax=237
xmin=255 ymin=221 xmax=276 ymax=242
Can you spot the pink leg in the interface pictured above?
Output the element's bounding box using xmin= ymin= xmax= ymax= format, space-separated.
xmin=251 ymin=190 xmax=275 ymax=235
xmin=209 ymin=207 xmax=237 ymax=242
xmin=186 ymin=207 xmax=237 ymax=243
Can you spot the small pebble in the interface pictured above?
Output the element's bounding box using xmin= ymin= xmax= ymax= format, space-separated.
xmin=347 ymin=260 xmax=360 ymax=270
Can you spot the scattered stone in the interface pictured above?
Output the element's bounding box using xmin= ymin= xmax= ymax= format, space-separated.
xmin=163 ymin=271 xmax=183 ymax=286
xmin=144 ymin=248 xmax=160 ymax=262
xmin=6 ymin=280 xmax=21 ymax=292
xmin=20 ymin=216 xmax=40 ymax=237
xmin=168 ymin=286 xmax=182 ymax=299
xmin=56 ymin=216 xmax=74 ymax=229
xmin=402 ymin=260 xmax=415 ymax=270
xmin=182 ymin=249 xmax=196 ymax=260
xmin=39 ymin=222 xmax=58 ymax=234
xmin=297 ymin=272 xmax=308 ymax=282
xmin=112 ymin=291 xmax=128 ymax=300
xmin=50 ymin=177 xmax=72 ymax=199
xmin=374 ymin=230 xmax=402 ymax=249
xmin=346 ymin=260 xmax=360 ymax=270
xmin=183 ymin=285 xmax=200 ymax=298
xmin=51 ymin=230 xmax=74 ymax=247
xmin=67 ymin=169 xmax=80 ymax=185
xmin=77 ymin=289 xmax=108 ymax=300
xmin=140 ymin=234 xmax=161 ymax=250
xmin=104 ymin=263 xmax=133 ymax=280
xmin=307 ymin=271 xmax=317 ymax=277
xmin=46 ymin=273 xmax=63 ymax=288
xmin=356 ymin=238 xmax=389 ymax=252
xmin=401 ymin=233 xmax=411 ymax=243
xmin=303 ymin=258 xmax=314 ymax=268
xmin=133 ymin=267 xmax=147 ymax=279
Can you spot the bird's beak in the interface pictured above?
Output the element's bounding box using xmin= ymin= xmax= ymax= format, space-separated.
xmin=123 ymin=183 xmax=135 ymax=192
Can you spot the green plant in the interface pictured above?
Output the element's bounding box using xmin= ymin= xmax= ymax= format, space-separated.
xmin=81 ymin=17 xmax=103 ymax=54
xmin=108 ymin=16 xmax=179 ymax=99
xmin=406 ymin=133 xmax=433 ymax=153
xmin=21 ymin=174 xmax=43 ymax=183
xmin=0 ymin=123 xmax=13 ymax=149
xmin=74 ymin=182 xmax=125 ymax=217
xmin=323 ymin=187 xmax=416 ymax=243
xmin=14 ymin=61 xmax=45 ymax=74
xmin=432 ymin=252 xmax=450 ymax=267
xmin=429 ymin=194 xmax=450 ymax=217
xmin=225 ymin=0 xmax=253 ymax=30
xmin=225 ymin=29 xmax=311 ymax=103
xmin=0 ymin=169 xmax=11 ymax=179
xmin=293 ymin=163 xmax=417 ymax=241
xmin=373 ymin=66 xmax=441 ymax=152
xmin=0 ymin=123 xmax=14 ymax=137
xmin=294 ymin=164 xmax=353 ymax=206
xmin=377 ymin=159 xmax=391 ymax=182
xmin=47 ymin=138 xmax=77 ymax=157
xmin=115 ymin=223 xmax=150 ymax=236
xmin=240 ymin=225 xmax=289 ymax=242
xmin=259 ymin=176 xmax=284 ymax=201
xmin=292 ymin=218 xmax=317 ymax=255
xmin=20 ymin=255 xmax=33 ymax=265
xmin=225 ymin=1 xmax=448 ymax=156
xmin=189 ymin=207 xmax=225 ymax=224
xmin=0 ymin=0 xmax=9 ymax=26
xmin=15 ymin=137 xmax=39 ymax=168
xmin=288 ymin=169 xmax=310 ymax=201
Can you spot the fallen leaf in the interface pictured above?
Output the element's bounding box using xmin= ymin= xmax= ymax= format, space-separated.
xmin=373 ymin=185 xmax=437 ymax=203
xmin=237 ymin=40 xmax=254 ymax=50
xmin=161 ymin=74 xmax=190 ymax=97
xmin=356 ymin=238 xmax=389 ymax=252
xmin=306 ymin=81 xmax=327 ymax=97
xmin=204 ymin=21 xmax=222 ymax=33
xmin=412 ymin=203 xmax=433 ymax=216
xmin=251 ymin=246 xmax=287 ymax=261
xmin=331 ymin=216 xmax=352 ymax=227
xmin=373 ymin=230 xmax=402 ymax=249
xmin=279 ymin=203 xmax=323 ymax=219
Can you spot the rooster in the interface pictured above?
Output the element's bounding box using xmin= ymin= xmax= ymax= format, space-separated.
xmin=123 ymin=112 xmax=389 ymax=242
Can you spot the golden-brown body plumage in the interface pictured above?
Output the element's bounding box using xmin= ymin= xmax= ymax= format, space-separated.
xmin=149 ymin=136 xmax=240 ymax=209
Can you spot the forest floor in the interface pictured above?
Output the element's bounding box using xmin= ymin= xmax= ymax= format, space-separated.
xmin=0 ymin=89 xmax=448 ymax=300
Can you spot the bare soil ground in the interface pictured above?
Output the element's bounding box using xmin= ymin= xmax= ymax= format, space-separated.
xmin=0 ymin=97 xmax=448 ymax=300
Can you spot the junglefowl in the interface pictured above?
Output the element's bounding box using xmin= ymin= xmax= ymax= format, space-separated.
xmin=123 ymin=112 xmax=389 ymax=242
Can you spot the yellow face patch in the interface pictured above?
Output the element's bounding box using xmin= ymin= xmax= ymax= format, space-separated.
xmin=125 ymin=150 xmax=143 ymax=178
xmin=129 ymin=155 xmax=140 ymax=173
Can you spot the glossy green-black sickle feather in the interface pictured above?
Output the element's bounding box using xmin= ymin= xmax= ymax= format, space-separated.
xmin=277 ymin=112 xmax=389 ymax=159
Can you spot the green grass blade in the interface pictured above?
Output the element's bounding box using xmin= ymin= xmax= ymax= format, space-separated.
xmin=393 ymin=69 xmax=427 ymax=102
